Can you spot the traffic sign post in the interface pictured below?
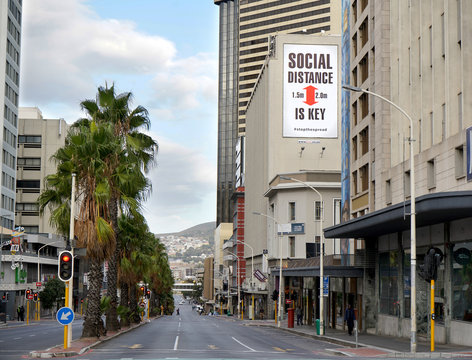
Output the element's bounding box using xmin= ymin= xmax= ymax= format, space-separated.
xmin=56 ymin=307 xmax=74 ymax=325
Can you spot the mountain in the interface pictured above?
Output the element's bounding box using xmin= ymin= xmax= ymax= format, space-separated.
xmin=157 ymin=221 xmax=216 ymax=245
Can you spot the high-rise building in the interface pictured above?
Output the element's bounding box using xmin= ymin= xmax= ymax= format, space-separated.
xmin=215 ymin=0 xmax=239 ymax=225
xmin=214 ymin=0 xmax=341 ymax=225
xmin=0 ymin=0 xmax=22 ymax=231
xmin=325 ymin=0 xmax=472 ymax=346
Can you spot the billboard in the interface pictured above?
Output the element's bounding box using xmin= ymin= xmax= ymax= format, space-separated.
xmin=283 ymin=43 xmax=338 ymax=138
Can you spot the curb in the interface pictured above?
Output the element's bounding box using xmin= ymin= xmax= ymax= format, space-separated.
xmin=29 ymin=319 xmax=153 ymax=358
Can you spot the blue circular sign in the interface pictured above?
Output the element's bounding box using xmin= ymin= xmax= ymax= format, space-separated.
xmin=56 ymin=307 xmax=74 ymax=325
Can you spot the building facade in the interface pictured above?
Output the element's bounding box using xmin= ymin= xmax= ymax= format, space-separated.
xmin=325 ymin=0 xmax=472 ymax=347
xmin=0 ymin=0 xmax=22 ymax=232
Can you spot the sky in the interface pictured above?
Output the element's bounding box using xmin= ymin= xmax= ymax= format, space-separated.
xmin=20 ymin=0 xmax=219 ymax=234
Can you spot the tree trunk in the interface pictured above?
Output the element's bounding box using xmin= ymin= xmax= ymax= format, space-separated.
xmin=119 ymin=282 xmax=129 ymax=327
xmin=106 ymin=197 xmax=120 ymax=331
xmin=81 ymin=259 xmax=104 ymax=338
xmin=129 ymin=283 xmax=141 ymax=324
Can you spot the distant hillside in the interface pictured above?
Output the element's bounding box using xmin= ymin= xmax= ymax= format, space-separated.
xmin=157 ymin=221 xmax=216 ymax=244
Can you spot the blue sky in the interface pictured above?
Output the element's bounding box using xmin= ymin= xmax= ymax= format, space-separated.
xmin=20 ymin=0 xmax=219 ymax=233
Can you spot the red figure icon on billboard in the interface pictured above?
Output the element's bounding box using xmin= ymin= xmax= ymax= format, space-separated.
xmin=304 ymin=85 xmax=317 ymax=105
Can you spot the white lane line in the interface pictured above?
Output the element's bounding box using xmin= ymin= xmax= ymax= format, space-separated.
xmin=14 ymin=337 xmax=21 ymax=340
xmin=232 ymin=336 xmax=256 ymax=352
xmin=29 ymin=334 xmax=35 ymax=337
xmin=174 ymin=335 xmax=179 ymax=350
xmin=178 ymin=322 xmax=181 ymax=329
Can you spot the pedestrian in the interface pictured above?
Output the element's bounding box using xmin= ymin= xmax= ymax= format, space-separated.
xmin=17 ymin=306 xmax=21 ymax=321
xmin=344 ymin=304 xmax=355 ymax=335
xmin=296 ymin=306 xmax=303 ymax=326
xmin=259 ymin=307 xmax=264 ymax=320
xmin=19 ymin=305 xmax=25 ymax=322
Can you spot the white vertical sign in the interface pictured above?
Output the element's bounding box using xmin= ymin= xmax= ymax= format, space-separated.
xmin=283 ymin=44 xmax=338 ymax=138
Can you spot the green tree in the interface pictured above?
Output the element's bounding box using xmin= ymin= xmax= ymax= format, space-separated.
xmin=40 ymin=278 xmax=65 ymax=312
xmin=79 ymin=84 xmax=157 ymax=331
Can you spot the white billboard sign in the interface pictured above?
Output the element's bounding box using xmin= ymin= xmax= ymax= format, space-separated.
xmin=283 ymin=43 xmax=338 ymax=138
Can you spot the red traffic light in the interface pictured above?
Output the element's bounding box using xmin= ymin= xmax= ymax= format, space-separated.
xmin=61 ymin=254 xmax=71 ymax=262
xmin=140 ymin=286 xmax=145 ymax=292
xmin=26 ymin=289 xmax=31 ymax=295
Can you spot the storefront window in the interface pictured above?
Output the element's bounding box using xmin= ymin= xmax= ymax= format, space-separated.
xmin=452 ymin=241 xmax=472 ymax=322
xmin=379 ymin=251 xmax=399 ymax=315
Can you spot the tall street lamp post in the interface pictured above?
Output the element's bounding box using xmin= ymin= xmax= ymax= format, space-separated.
xmin=342 ymin=84 xmax=417 ymax=353
xmin=279 ymin=176 xmax=325 ymax=335
xmin=226 ymin=250 xmax=242 ymax=318
xmin=237 ymin=240 xmax=254 ymax=320
xmin=252 ymin=211 xmax=283 ymax=328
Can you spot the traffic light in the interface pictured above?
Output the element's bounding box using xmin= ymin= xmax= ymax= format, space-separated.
xmin=33 ymin=293 xmax=38 ymax=302
xmin=271 ymin=290 xmax=279 ymax=301
xmin=419 ymin=248 xmax=442 ymax=282
xmin=58 ymin=250 xmax=73 ymax=282
xmin=146 ymin=289 xmax=151 ymax=299
xmin=1 ymin=293 xmax=7 ymax=302
xmin=25 ymin=289 xmax=31 ymax=300
xmin=140 ymin=285 xmax=145 ymax=295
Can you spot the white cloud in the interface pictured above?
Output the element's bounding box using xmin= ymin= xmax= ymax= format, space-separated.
xmin=142 ymin=136 xmax=216 ymax=233
xmin=20 ymin=0 xmax=218 ymax=234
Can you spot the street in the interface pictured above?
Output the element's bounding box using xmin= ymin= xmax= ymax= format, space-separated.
xmin=0 ymin=318 xmax=83 ymax=360
xmin=75 ymin=302 xmax=338 ymax=360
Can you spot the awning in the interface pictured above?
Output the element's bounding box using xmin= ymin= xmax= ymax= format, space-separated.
xmin=280 ymin=266 xmax=363 ymax=278
xmin=324 ymin=191 xmax=472 ymax=239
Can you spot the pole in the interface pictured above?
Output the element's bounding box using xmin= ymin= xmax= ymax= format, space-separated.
xmin=278 ymin=233 xmax=283 ymax=328
xmin=64 ymin=282 xmax=69 ymax=349
xmin=275 ymin=300 xmax=277 ymax=322
xmin=342 ymin=85 xmax=416 ymax=352
xmin=67 ymin=174 xmax=76 ymax=348
xmin=26 ymin=300 xmax=29 ymax=325
xmin=147 ymin=298 xmax=150 ymax=320
xmin=431 ymin=279 xmax=435 ymax=352
xmin=252 ymin=294 xmax=255 ymax=320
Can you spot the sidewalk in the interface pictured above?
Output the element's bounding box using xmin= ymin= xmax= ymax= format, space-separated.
xmin=236 ymin=316 xmax=472 ymax=358
xmin=29 ymin=319 xmax=151 ymax=358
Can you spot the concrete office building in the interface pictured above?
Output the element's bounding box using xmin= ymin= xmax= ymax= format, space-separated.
xmin=325 ymin=0 xmax=472 ymax=346
xmin=0 ymin=108 xmax=69 ymax=320
xmin=214 ymin=0 xmax=342 ymax=225
xmin=245 ymin=33 xmax=343 ymax=320
xmin=0 ymin=0 xmax=21 ymax=232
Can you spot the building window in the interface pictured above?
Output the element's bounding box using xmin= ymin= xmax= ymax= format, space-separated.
xmin=404 ymin=171 xmax=411 ymax=198
xmin=289 ymin=236 xmax=295 ymax=258
xmin=289 ymin=202 xmax=295 ymax=221
xmin=314 ymin=201 xmax=324 ymax=221
xmin=427 ymin=159 xmax=436 ymax=189
xmin=352 ymin=135 xmax=358 ymax=160
xmin=22 ymin=226 xmax=39 ymax=234
xmin=360 ymin=126 xmax=369 ymax=155
xmin=385 ymin=179 xmax=392 ymax=204
xmin=352 ymin=170 xmax=358 ymax=195
xmin=18 ymin=135 xmax=41 ymax=144
xmin=360 ymin=164 xmax=369 ymax=192
xmin=452 ymin=241 xmax=472 ymax=322
xmin=379 ymin=251 xmax=399 ymax=316
xmin=455 ymin=146 xmax=465 ymax=178
xmin=17 ymin=157 xmax=40 ymax=170
xmin=17 ymin=180 xmax=40 ymax=189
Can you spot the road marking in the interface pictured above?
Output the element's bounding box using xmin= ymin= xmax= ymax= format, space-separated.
xmin=174 ymin=335 xmax=179 ymax=350
xmin=232 ymin=337 xmax=256 ymax=352
xmin=14 ymin=337 xmax=21 ymax=340
xmin=128 ymin=344 xmax=142 ymax=349
xmin=29 ymin=334 xmax=35 ymax=337
xmin=208 ymin=344 xmax=218 ymax=350
xmin=273 ymin=347 xmax=286 ymax=352
xmin=178 ymin=322 xmax=181 ymax=329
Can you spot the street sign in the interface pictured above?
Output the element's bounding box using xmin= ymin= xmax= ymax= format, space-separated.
xmin=36 ymin=282 xmax=42 ymax=287
xmin=27 ymin=294 xmax=33 ymax=300
xmin=56 ymin=307 xmax=74 ymax=325
xmin=323 ymin=276 xmax=329 ymax=296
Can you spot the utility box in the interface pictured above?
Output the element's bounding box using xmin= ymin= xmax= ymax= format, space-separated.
xmin=287 ymin=308 xmax=294 ymax=328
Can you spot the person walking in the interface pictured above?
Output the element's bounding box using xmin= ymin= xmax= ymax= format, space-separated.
xmin=344 ymin=304 xmax=355 ymax=335
xmin=17 ymin=306 xmax=21 ymax=321
xmin=19 ymin=305 xmax=25 ymax=322
xmin=296 ymin=306 xmax=303 ymax=326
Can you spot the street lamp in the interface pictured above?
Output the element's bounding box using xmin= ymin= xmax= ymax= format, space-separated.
xmin=236 ymin=240 xmax=254 ymax=320
xmin=37 ymin=240 xmax=64 ymax=284
xmin=252 ymin=211 xmax=283 ymax=328
xmin=226 ymin=250 xmax=243 ymax=318
xmin=342 ymin=84 xmax=417 ymax=353
xmin=279 ymin=175 xmax=325 ymax=336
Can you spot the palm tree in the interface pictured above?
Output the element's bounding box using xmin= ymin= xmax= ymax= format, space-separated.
xmin=79 ymin=84 xmax=157 ymax=331
xmin=39 ymin=120 xmax=117 ymax=338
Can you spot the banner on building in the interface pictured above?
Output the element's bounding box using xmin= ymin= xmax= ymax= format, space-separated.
xmin=283 ymin=43 xmax=338 ymax=138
